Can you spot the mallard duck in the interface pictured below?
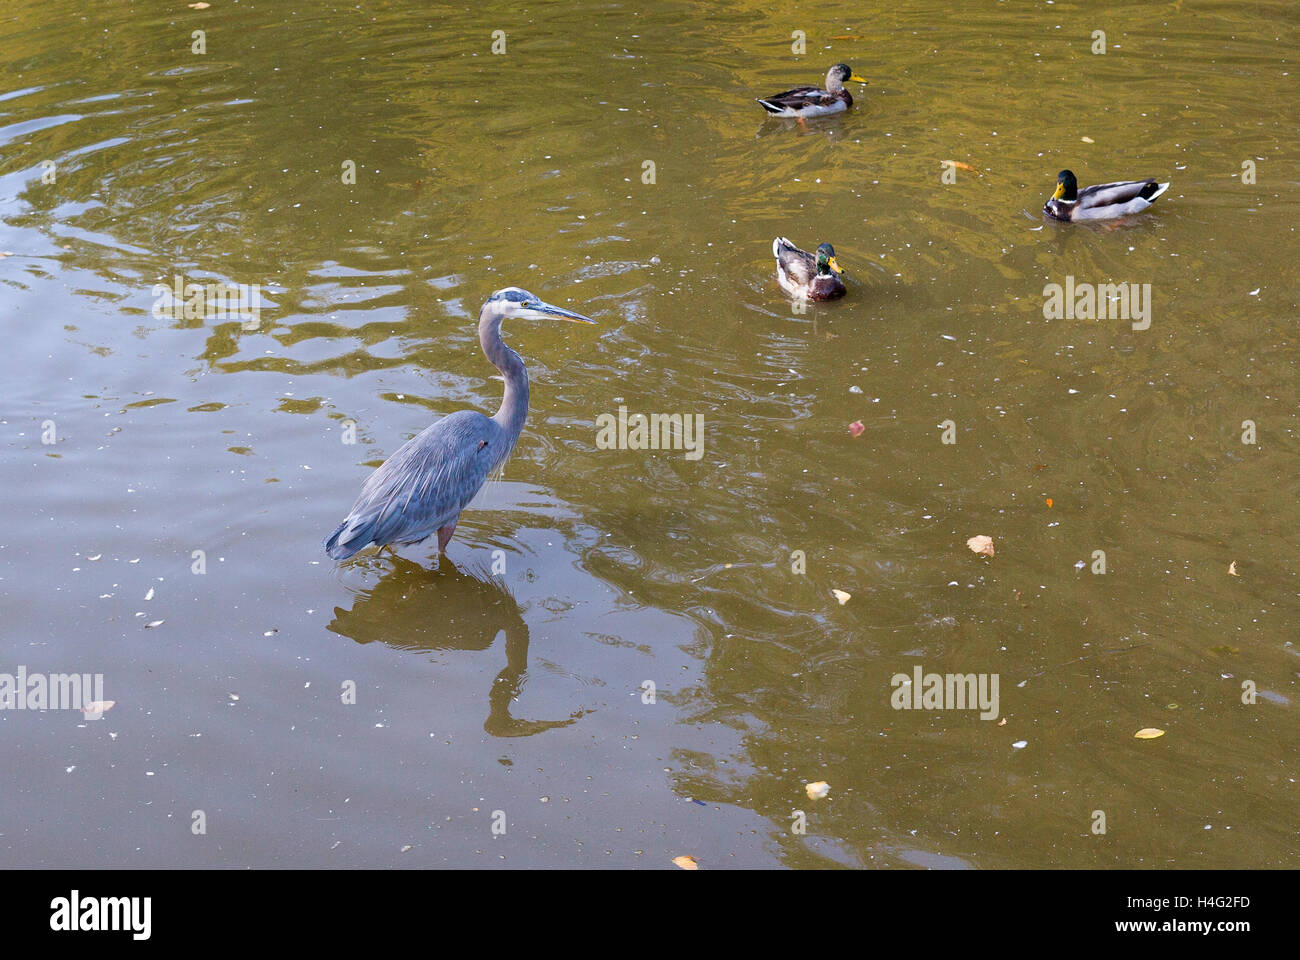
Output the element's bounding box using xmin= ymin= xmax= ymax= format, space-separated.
xmin=756 ymin=64 xmax=869 ymax=118
xmin=1044 ymin=169 xmax=1170 ymax=221
xmin=773 ymin=237 xmax=846 ymax=300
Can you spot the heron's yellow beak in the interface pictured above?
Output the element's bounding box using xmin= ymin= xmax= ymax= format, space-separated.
xmin=848 ymin=74 xmax=869 ymax=84
xmin=828 ymin=256 xmax=842 ymax=275
xmin=1051 ymin=182 xmax=1065 ymax=200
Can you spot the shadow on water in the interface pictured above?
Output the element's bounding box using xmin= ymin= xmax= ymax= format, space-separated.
xmin=325 ymin=555 xmax=584 ymax=738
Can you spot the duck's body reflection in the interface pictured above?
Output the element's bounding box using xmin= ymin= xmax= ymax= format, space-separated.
xmin=327 ymin=556 xmax=582 ymax=737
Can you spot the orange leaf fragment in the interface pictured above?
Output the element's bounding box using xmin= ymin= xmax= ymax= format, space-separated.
xmin=672 ymin=855 xmax=699 ymax=870
xmin=966 ymin=535 xmax=995 ymax=557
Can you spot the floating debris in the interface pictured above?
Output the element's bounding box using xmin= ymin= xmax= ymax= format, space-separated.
xmin=805 ymin=781 xmax=831 ymax=800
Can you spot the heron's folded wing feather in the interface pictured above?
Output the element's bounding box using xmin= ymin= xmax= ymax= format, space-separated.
xmin=348 ymin=411 xmax=500 ymax=546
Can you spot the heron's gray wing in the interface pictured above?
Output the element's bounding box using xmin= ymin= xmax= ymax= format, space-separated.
xmin=328 ymin=411 xmax=501 ymax=555
xmin=1078 ymin=179 xmax=1158 ymax=208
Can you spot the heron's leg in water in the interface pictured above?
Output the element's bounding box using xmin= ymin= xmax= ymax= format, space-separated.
xmin=436 ymin=524 xmax=457 ymax=553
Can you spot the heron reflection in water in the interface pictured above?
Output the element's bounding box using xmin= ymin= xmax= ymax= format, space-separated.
xmin=326 ymin=557 xmax=582 ymax=737
xmin=326 ymin=287 xmax=595 ymax=560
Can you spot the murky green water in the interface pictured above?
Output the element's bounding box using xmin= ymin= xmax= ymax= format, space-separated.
xmin=1 ymin=0 xmax=1296 ymax=868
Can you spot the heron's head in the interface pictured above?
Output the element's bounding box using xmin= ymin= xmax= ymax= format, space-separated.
xmin=827 ymin=63 xmax=869 ymax=88
xmin=815 ymin=243 xmax=842 ymax=277
xmin=485 ymin=287 xmax=595 ymax=324
xmin=1051 ymin=169 xmax=1078 ymax=202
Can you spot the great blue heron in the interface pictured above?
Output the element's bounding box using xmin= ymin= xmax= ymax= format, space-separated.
xmin=325 ymin=287 xmax=595 ymax=559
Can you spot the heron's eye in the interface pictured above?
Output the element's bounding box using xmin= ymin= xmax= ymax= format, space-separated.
xmin=477 ymin=440 xmax=488 ymax=451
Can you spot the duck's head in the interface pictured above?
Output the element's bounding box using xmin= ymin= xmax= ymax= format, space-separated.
xmin=815 ymin=243 xmax=842 ymax=276
xmin=826 ymin=63 xmax=869 ymax=89
xmin=1051 ymin=169 xmax=1079 ymax=203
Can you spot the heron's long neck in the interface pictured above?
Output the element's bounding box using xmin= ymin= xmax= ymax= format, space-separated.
xmin=480 ymin=312 xmax=529 ymax=437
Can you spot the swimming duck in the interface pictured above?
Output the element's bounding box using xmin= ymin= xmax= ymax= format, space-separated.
xmin=756 ymin=64 xmax=869 ymax=118
xmin=773 ymin=237 xmax=846 ymax=300
xmin=1044 ymin=169 xmax=1170 ymax=221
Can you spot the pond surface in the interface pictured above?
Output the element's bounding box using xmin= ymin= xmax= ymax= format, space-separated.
xmin=0 ymin=0 xmax=1296 ymax=867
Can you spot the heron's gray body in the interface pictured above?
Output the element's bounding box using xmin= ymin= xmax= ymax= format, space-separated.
xmin=325 ymin=287 xmax=591 ymax=560
xmin=324 ymin=409 xmax=517 ymax=559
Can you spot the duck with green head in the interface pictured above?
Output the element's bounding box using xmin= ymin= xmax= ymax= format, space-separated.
xmin=756 ymin=64 xmax=869 ymax=119
xmin=773 ymin=237 xmax=847 ymax=300
xmin=1044 ymin=169 xmax=1171 ymax=221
